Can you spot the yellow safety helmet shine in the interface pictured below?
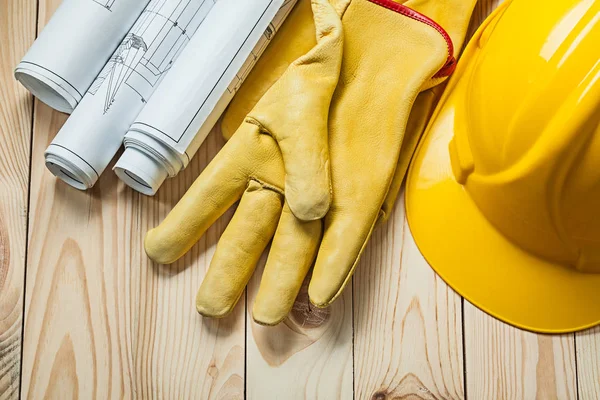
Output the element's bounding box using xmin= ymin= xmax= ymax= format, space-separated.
xmin=406 ymin=0 xmax=600 ymax=333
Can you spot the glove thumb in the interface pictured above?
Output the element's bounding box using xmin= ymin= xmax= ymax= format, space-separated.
xmin=247 ymin=0 xmax=343 ymax=221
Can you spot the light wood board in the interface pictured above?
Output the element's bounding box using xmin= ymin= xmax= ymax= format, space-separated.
xmin=577 ymin=326 xmax=600 ymax=400
xmin=0 ymin=0 xmax=37 ymax=398
xmin=0 ymin=0 xmax=599 ymax=399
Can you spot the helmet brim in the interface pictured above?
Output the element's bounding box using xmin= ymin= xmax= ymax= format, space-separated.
xmin=405 ymin=2 xmax=600 ymax=334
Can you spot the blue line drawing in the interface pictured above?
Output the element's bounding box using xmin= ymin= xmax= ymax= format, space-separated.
xmin=89 ymin=34 xmax=148 ymax=112
xmin=92 ymin=0 xmax=117 ymax=11
xmin=89 ymin=0 xmax=215 ymax=113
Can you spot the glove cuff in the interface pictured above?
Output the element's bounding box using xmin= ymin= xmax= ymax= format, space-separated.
xmin=368 ymin=0 xmax=456 ymax=78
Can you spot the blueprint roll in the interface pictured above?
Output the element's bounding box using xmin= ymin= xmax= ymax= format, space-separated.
xmin=45 ymin=0 xmax=218 ymax=190
xmin=15 ymin=0 xmax=149 ymax=114
xmin=114 ymin=0 xmax=296 ymax=196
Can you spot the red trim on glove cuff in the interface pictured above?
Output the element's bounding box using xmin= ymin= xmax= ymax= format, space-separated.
xmin=368 ymin=0 xmax=457 ymax=78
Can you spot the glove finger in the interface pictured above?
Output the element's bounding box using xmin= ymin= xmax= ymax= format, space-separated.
xmin=196 ymin=180 xmax=283 ymax=318
xmin=308 ymin=89 xmax=443 ymax=304
xmin=145 ymin=123 xmax=261 ymax=265
xmin=221 ymin=0 xmax=317 ymax=141
xmin=308 ymin=210 xmax=377 ymax=307
xmin=252 ymin=203 xmax=322 ymax=325
xmin=248 ymin=0 xmax=343 ymax=221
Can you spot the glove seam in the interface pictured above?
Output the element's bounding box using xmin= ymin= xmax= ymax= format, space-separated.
xmin=245 ymin=116 xmax=274 ymax=136
xmin=243 ymin=119 xmax=285 ymax=197
xmin=247 ymin=177 xmax=284 ymax=197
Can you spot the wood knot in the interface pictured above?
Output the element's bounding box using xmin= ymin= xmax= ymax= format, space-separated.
xmin=208 ymin=359 xmax=218 ymax=378
xmin=372 ymin=391 xmax=388 ymax=400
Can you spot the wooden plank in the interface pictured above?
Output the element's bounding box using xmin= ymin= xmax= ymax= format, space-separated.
xmin=351 ymin=0 xmax=507 ymax=397
xmin=20 ymin=1 xmax=245 ymax=398
xmin=461 ymin=1 xmax=578 ymax=399
xmin=21 ymin=110 xmax=244 ymax=399
xmin=21 ymin=106 xmax=244 ymax=399
xmin=576 ymin=326 xmax=600 ymax=399
xmin=464 ymin=303 xmax=577 ymax=400
xmin=0 ymin=0 xmax=37 ymax=398
xmin=246 ymin=253 xmax=354 ymax=399
xmin=354 ymin=196 xmax=464 ymax=400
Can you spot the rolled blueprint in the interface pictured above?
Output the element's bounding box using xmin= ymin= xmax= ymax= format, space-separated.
xmin=114 ymin=0 xmax=295 ymax=195
xmin=15 ymin=0 xmax=149 ymax=113
xmin=44 ymin=0 xmax=218 ymax=190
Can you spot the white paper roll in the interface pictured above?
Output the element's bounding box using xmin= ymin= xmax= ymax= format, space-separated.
xmin=115 ymin=0 xmax=297 ymax=195
xmin=15 ymin=0 xmax=149 ymax=113
xmin=45 ymin=0 xmax=217 ymax=190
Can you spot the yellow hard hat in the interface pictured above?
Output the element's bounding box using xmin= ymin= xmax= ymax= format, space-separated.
xmin=406 ymin=0 xmax=600 ymax=333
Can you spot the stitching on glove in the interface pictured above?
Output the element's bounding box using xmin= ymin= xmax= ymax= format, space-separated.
xmin=245 ymin=116 xmax=273 ymax=137
xmin=248 ymin=177 xmax=285 ymax=196
xmin=367 ymin=0 xmax=456 ymax=78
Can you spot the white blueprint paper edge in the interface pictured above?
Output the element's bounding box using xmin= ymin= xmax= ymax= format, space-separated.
xmin=15 ymin=0 xmax=149 ymax=113
xmin=44 ymin=0 xmax=218 ymax=189
xmin=117 ymin=0 xmax=295 ymax=194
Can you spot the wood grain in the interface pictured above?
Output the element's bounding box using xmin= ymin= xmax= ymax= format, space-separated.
xmin=464 ymin=302 xmax=577 ymax=400
xmin=351 ymin=2 xmax=505 ymax=399
xmin=0 ymin=0 xmax=37 ymax=398
xmin=21 ymin=103 xmax=244 ymax=400
xmin=20 ymin=1 xmax=244 ymax=398
xmin=576 ymin=326 xmax=600 ymax=400
xmin=354 ymin=196 xmax=464 ymax=400
xmin=4 ymin=0 xmax=600 ymax=398
xmin=246 ymin=253 xmax=353 ymax=399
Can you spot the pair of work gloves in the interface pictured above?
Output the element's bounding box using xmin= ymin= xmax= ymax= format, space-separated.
xmin=145 ymin=0 xmax=478 ymax=325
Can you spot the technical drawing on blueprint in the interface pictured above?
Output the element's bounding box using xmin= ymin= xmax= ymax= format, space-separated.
xmin=92 ymin=0 xmax=117 ymax=10
xmin=227 ymin=0 xmax=295 ymax=94
xmin=88 ymin=0 xmax=217 ymax=113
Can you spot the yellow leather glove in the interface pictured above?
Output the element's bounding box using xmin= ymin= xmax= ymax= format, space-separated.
xmin=221 ymin=0 xmax=473 ymax=221
xmin=221 ymin=0 xmax=319 ymax=141
xmin=146 ymin=0 xmax=342 ymax=322
xmin=146 ymin=0 xmax=477 ymax=325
